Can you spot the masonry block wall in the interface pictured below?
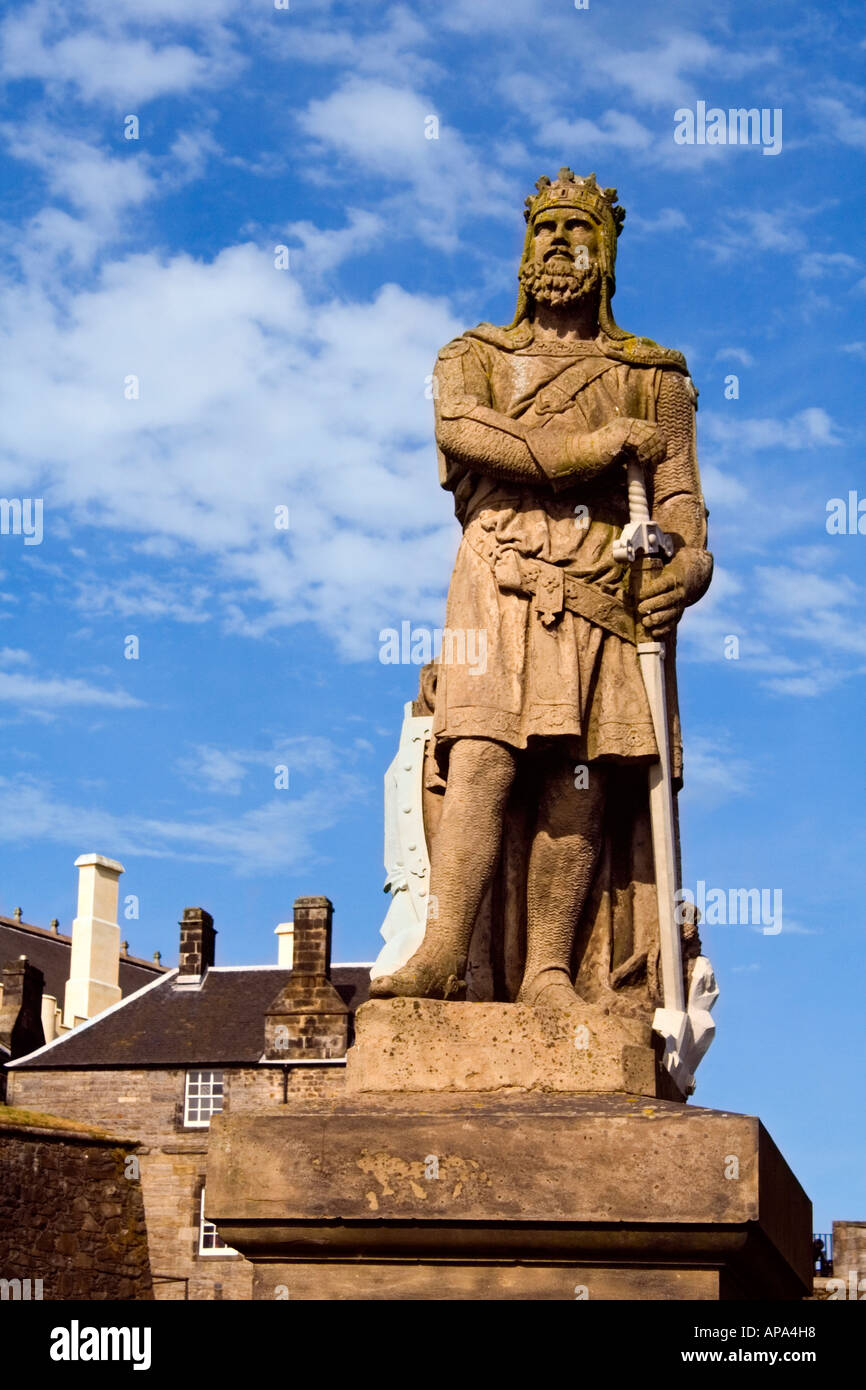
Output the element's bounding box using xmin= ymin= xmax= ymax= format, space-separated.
xmin=0 ymin=1110 xmax=152 ymax=1300
xmin=833 ymin=1223 xmax=866 ymax=1281
xmin=7 ymin=1065 xmax=348 ymax=1301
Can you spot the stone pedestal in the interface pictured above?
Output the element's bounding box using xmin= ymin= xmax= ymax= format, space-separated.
xmin=208 ymin=1088 xmax=812 ymax=1300
xmin=346 ymin=997 xmax=683 ymax=1099
xmin=207 ymin=999 xmax=811 ymax=1301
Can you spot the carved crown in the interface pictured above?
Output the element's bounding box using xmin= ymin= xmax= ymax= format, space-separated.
xmin=523 ymin=168 xmax=626 ymax=236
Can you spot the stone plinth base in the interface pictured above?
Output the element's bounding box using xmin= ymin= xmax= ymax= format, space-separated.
xmin=346 ymin=998 xmax=682 ymax=1099
xmin=207 ymin=1092 xmax=812 ymax=1300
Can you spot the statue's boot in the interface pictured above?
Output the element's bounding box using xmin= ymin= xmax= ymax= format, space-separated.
xmin=369 ymin=942 xmax=467 ymax=1001
xmin=516 ymin=966 xmax=583 ymax=1010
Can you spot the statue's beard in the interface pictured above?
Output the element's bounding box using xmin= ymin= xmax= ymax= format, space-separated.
xmin=519 ymin=256 xmax=601 ymax=307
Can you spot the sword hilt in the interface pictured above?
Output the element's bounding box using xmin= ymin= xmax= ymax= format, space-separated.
xmin=626 ymin=456 xmax=650 ymax=524
xmin=612 ymin=459 xmax=675 ymax=567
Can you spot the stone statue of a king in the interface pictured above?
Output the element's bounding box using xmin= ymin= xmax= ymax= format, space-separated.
xmin=371 ymin=168 xmax=713 ymax=1022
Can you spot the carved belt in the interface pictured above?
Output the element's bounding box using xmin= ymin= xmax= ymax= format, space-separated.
xmin=467 ymin=535 xmax=637 ymax=644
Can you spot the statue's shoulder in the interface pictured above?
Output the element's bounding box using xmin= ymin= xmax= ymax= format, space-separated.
xmin=437 ymin=322 xmax=527 ymax=364
xmin=437 ymin=335 xmax=474 ymax=360
xmin=463 ymin=321 xmax=534 ymax=352
xmin=599 ymin=329 xmax=690 ymax=374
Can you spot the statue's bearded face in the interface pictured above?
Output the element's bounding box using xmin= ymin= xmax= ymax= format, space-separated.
xmin=520 ymin=207 xmax=602 ymax=307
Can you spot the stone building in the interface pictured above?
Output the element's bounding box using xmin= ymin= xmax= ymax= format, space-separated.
xmin=0 ymin=854 xmax=165 ymax=1095
xmin=6 ymin=896 xmax=371 ymax=1301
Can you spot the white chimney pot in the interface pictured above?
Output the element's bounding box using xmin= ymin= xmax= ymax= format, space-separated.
xmin=274 ymin=921 xmax=294 ymax=969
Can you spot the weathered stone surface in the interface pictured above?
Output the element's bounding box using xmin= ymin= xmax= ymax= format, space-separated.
xmin=832 ymin=1221 xmax=866 ymax=1278
xmin=207 ymin=1092 xmax=812 ymax=1300
xmin=254 ymin=1262 xmax=719 ymax=1302
xmin=0 ymin=1108 xmax=152 ymax=1300
xmin=346 ymin=997 xmax=681 ymax=1098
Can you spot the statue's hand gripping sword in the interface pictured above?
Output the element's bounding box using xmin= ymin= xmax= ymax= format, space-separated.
xmin=612 ymin=459 xmax=691 ymax=1081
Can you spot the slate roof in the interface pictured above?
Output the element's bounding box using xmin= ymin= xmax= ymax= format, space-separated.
xmin=9 ymin=964 xmax=373 ymax=1069
xmin=0 ymin=915 xmax=164 ymax=1004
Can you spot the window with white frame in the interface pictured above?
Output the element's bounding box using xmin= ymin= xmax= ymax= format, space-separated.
xmin=184 ymin=1070 xmax=224 ymax=1128
xmin=198 ymin=1188 xmax=238 ymax=1257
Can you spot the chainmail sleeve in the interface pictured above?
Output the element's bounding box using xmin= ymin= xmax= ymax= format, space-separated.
xmin=652 ymin=367 xmax=713 ymax=605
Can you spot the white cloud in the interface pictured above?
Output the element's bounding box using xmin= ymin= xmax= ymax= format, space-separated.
xmin=0 ymin=746 xmax=366 ymax=875
xmin=771 ymin=918 xmax=819 ymax=936
xmin=441 ymin=0 xmax=549 ymax=33
xmin=679 ymin=561 xmax=865 ymax=699
xmin=700 ymin=208 xmax=808 ymax=262
xmin=0 ymin=237 xmax=463 ymax=659
xmin=283 ymin=209 xmax=385 ymax=279
xmin=0 ymin=670 xmax=141 ymax=710
xmin=2 ymin=125 xmax=155 ymax=219
xmin=257 ymin=3 xmax=439 ymax=85
xmin=681 ymin=735 xmax=751 ymax=806
xmin=810 ymin=96 xmax=866 ymax=151
xmin=297 ymin=78 xmax=512 ymax=249
xmin=0 ymin=3 xmax=241 ymax=105
xmin=627 ymin=207 xmax=688 ymax=236
xmin=760 ymin=671 xmax=838 ymax=698
xmin=584 ymin=31 xmax=780 ymax=109
xmin=539 ymin=109 xmax=654 ymax=153
xmin=72 ymin=573 xmax=212 ymax=625
xmin=797 ymin=251 xmax=860 ymax=281
xmin=176 ymin=736 xmax=344 ymax=797
xmin=441 ymin=4 xmax=776 ymax=115
xmin=178 ymin=746 xmax=251 ymax=796
xmin=701 ymin=407 xmax=842 ymax=451
xmin=714 ymin=346 xmax=755 ymax=366
xmin=0 ymin=124 xmax=220 ymax=269
xmin=493 ymin=30 xmax=783 ymax=171
xmin=698 ymin=463 xmax=749 ymax=511
xmin=590 ymin=33 xmax=719 ymax=108
xmin=676 ymin=565 xmax=751 ymax=665
xmin=754 ymin=565 xmax=866 ymax=661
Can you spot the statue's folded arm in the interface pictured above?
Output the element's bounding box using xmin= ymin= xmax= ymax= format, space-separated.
xmin=436 ymin=412 xmax=548 ymax=487
xmin=433 ymin=341 xmax=550 ymax=487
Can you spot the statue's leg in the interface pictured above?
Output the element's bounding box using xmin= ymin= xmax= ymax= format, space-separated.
xmin=369 ymin=737 xmax=517 ymax=1000
xmin=517 ymin=754 xmax=606 ymax=1008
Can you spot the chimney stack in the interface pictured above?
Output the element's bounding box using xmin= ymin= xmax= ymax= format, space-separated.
xmin=178 ymin=907 xmax=216 ymax=980
xmin=264 ymin=897 xmax=348 ymax=1060
xmin=0 ymin=957 xmax=46 ymax=1058
xmin=63 ymin=855 xmax=124 ymax=1029
xmin=274 ymin=920 xmax=294 ymax=968
xmin=40 ymin=992 xmax=59 ymax=1045
xmin=291 ymin=898 xmax=333 ymax=974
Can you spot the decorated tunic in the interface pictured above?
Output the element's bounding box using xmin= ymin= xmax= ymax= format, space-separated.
xmin=431 ymin=323 xmax=709 ymax=777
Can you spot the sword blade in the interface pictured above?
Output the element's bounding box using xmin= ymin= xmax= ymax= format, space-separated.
xmin=637 ymin=639 xmax=685 ymax=1014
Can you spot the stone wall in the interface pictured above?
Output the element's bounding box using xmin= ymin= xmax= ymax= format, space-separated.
xmin=7 ymin=1064 xmax=347 ymax=1301
xmin=833 ymin=1221 xmax=866 ymax=1279
xmin=0 ymin=1107 xmax=152 ymax=1301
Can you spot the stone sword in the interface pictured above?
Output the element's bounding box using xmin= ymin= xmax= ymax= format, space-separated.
xmin=612 ymin=459 xmax=688 ymax=1061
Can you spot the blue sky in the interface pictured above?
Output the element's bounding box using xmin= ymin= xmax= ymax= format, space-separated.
xmin=0 ymin=0 xmax=864 ymax=1228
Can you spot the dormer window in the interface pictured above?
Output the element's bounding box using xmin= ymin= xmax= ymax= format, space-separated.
xmin=184 ymin=1070 xmax=224 ymax=1128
